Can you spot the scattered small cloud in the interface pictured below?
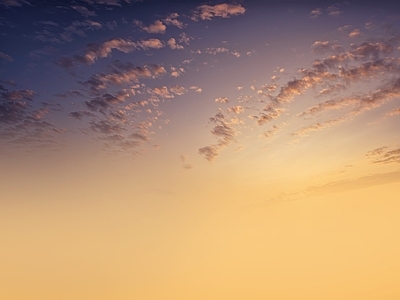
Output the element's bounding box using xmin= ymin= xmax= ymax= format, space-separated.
xmin=215 ymin=97 xmax=228 ymax=104
xmin=310 ymin=8 xmax=322 ymax=19
xmin=167 ymin=38 xmax=184 ymax=50
xmin=349 ymin=29 xmax=361 ymax=38
xmin=192 ymin=3 xmax=246 ymax=21
xmin=190 ymin=86 xmax=202 ymax=93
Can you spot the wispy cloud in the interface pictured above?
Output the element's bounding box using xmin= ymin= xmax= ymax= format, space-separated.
xmin=0 ymin=52 xmax=14 ymax=62
xmin=71 ymin=5 xmax=96 ymax=17
xmin=366 ymin=146 xmax=400 ymax=164
xmin=58 ymin=38 xmax=164 ymax=68
xmin=83 ymin=61 xmax=167 ymax=93
xmin=0 ymin=0 xmax=30 ymax=7
xmin=34 ymin=20 xmax=102 ymax=44
xmin=80 ymin=0 xmax=132 ymax=7
xmin=387 ymin=107 xmax=400 ymax=116
xmin=199 ymin=110 xmax=239 ymax=162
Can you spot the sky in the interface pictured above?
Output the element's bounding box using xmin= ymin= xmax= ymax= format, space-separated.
xmin=1 ymin=0 xmax=400 ymax=299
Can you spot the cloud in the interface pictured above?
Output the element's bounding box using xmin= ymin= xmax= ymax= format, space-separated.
xmin=349 ymin=29 xmax=361 ymax=38
xmin=85 ymin=91 xmax=130 ymax=112
xmin=192 ymin=3 xmax=246 ymax=21
xmin=150 ymin=86 xmax=174 ymax=99
xmin=178 ymin=32 xmax=191 ymax=45
xmin=263 ymin=37 xmax=400 ymax=139
xmin=190 ymin=86 xmax=202 ymax=93
xmin=0 ymin=89 xmax=35 ymax=124
xmin=274 ymin=74 xmax=323 ymax=104
xmin=167 ymin=38 xmax=184 ymax=50
xmin=205 ymin=47 xmax=229 ymax=55
xmin=54 ymin=90 xmax=85 ymax=98
xmin=351 ymin=41 xmax=394 ymax=59
xmin=179 ymin=154 xmax=193 ymax=169
xmin=1 ymin=89 xmax=35 ymax=101
xmin=71 ymin=5 xmax=96 ymax=17
xmin=387 ymin=107 xmax=400 ymax=116
xmin=84 ymin=61 xmax=166 ymax=93
xmin=88 ymin=114 xmax=156 ymax=153
xmin=145 ymin=84 xmax=184 ymax=100
xmin=199 ymin=111 xmax=238 ymax=162
xmin=0 ymin=52 xmax=13 ymax=62
xmin=199 ymin=145 xmax=219 ymax=162
xmin=311 ymin=41 xmax=344 ymax=54
xmin=145 ymin=20 xmax=166 ymax=33
xmin=0 ymin=0 xmax=29 ymax=7
xmin=80 ymin=0 xmax=132 ymax=6
xmin=170 ymin=66 xmax=184 ymax=77
xmin=292 ymin=117 xmax=345 ymax=137
xmin=58 ymin=38 xmax=164 ymax=68
xmin=215 ymin=97 xmax=228 ymax=103
xmin=170 ymin=85 xmax=186 ymax=96
xmin=309 ymin=8 xmax=322 ymax=18
xmin=366 ymin=146 xmax=388 ymax=157
xmin=69 ymin=110 xmax=95 ymax=120
xmin=295 ymin=76 xmax=400 ymax=138
xmin=90 ymin=119 xmax=124 ymax=134
xmin=298 ymin=97 xmax=357 ymax=117
xmin=302 ymin=76 xmax=400 ymax=118
xmin=237 ymin=37 xmax=400 ymax=142
xmin=305 ymin=170 xmax=400 ymax=197
xmin=0 ymin=88 xmax=65 ymax=151
xmin=139 ymin=38 xmax=163 ymax=49
xmin=34 ymin=20 xmax=102 ymax=44
xmin=164 ymin=13 xmax=184 ymax=29
xmin=263 ymin=125 xmax=279 ymax=139
xmin=135 ymin=20 xmax=166 ymax=34
xmin=254 ymin=104 xmax=285 ymax=126
xmin=327 ymin=5 xmax=342 ymax=16
xmin=366 ymin=146 xmax=400 ymax=164
xmin=227 ymin=105 xmax=244 ymax=114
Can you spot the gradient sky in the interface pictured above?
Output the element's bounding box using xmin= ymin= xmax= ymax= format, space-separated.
xmin=1 ymin=1 xmax=400 ymax=299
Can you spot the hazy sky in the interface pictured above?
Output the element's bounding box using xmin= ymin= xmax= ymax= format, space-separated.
xmin=1 ymin=0 xmax=400 ymax=299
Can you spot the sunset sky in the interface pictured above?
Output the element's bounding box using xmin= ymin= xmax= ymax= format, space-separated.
xmin=1 ymin=0 xmax=400 ymax=299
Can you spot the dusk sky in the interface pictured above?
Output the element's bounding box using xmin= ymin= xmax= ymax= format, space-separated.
xmin=1 ymin=0 xmax=400 ymax=299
